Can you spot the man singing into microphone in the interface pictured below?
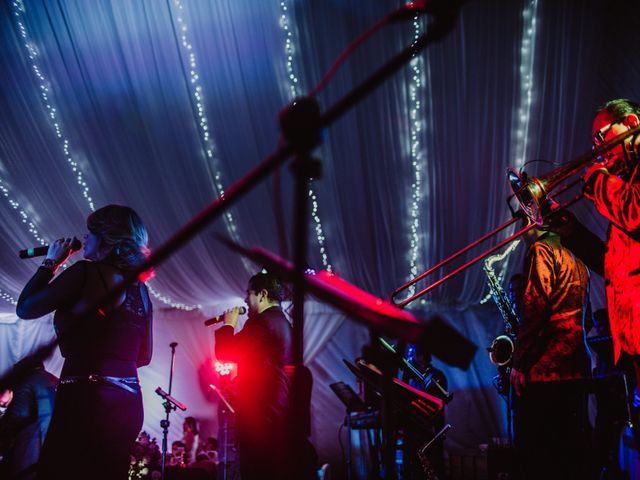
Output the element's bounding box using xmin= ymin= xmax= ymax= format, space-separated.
xmin=214 ymin=271 xmax=305 ymax=479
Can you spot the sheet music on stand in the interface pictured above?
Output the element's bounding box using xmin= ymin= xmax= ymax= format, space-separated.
xmin=344 ymin=359 xmax=443 ymax=424
xmin=330 ymin=379 xmax=383 ymax=480
xmin=330 ymin=381 xmax=381 ymax=430
xmin=377 ymin=337 xmax=453 ymax=403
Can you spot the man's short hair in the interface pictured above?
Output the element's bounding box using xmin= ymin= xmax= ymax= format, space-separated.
xmin=248 ymin=271 xmax=283 ymax=302
xmin=599 ymin=98 xmax=640 ymax=118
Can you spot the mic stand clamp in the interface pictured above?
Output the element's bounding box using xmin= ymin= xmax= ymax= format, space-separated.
xmin=159 ymin=403 xmax=174 ymax=470
xmin=279 ymin=96 xmax=323 ymax=154
xmin=159 ymin=342 xmax=183 ymax=480
xmin=156 ymin=387 xmax=188 ymax=411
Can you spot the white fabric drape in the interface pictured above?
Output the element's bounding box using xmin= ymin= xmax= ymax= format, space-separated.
xmin=1 ymin=0 xmax=640 ymax=474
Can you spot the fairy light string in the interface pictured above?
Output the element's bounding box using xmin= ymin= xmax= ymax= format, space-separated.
xmin=404 ymin=14 xmax=429 ymax=301
xmin=513 ymin=0 xmax=539 ymax=172
xmin=0 ymin=176 xmax=46 ymax=247
xmin=0 ymin=164 xmax=45 ymax=306
xmin=481 ymin=0 xmax=539 ymax=303
xmin=169 ymin=0 xmax=244 ymax=246
xmin=9 ymin=0 xmax=198 ymax=310
xmin=11 ymin=0 xmax=94 ymax=211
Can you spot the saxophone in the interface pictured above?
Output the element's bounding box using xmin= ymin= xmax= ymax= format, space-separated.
xmin=418 ymin=424 xmax=451 ymax=480
xmin=483 ymin=240 xmax=520 ymax=368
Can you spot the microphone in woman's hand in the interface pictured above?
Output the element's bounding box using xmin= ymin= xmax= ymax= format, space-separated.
xmin=19 ymin=237 xmax=81 ymax=259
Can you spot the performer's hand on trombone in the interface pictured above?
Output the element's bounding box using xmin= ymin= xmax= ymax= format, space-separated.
xmin=583 ymin=161 xmax=612 ymax=199
xmin=584 ymin=161 xmax=610 ymax=182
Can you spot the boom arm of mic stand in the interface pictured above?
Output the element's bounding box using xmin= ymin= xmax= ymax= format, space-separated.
xmin=217 ymin=236 xmax=477 ymax=370
xmin=155 ymin=387 xmax=187 ymax=411
xmin=82 ymin=6 xmax=462 ymax=315
xmin=320 ymin=15 xmax=458 ymax=128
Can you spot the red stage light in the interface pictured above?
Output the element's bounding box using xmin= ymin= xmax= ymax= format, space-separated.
xmin=214 ymin=361 xmax=235 ymax=376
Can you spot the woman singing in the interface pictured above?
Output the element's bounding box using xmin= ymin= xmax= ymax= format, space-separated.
xmin=17 ymin=205 xmax=153 ymax=479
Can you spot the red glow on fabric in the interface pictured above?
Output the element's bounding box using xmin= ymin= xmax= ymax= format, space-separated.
xmin=138 ymin=268 xmax=155 ymax=282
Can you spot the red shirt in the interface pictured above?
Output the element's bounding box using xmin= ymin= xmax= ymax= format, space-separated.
xmin=586 ymin=164 xmax=640 ymax=362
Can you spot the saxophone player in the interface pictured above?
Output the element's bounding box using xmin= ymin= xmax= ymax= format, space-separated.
xmin=509 ymin=216 xmax=593 ymax=479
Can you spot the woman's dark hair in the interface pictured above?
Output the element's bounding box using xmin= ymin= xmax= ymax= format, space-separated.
xmin=87 ymin=205 xmax=150 ymax=270
xmin=248 ymin=271 xmax=283 ymax=302
xmin=598 ymin=98 xmax=640 ymax=118
xmin=183 ymin=416 xmax=198 ymax=435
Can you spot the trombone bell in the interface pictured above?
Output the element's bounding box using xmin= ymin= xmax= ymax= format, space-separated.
xmin=507 ymin=168 xmax=548 ymax=226
xmin=508 ymin=124 xmax=640 ymax=225
xmin=391 ymin=125 xmax=640 ymax=308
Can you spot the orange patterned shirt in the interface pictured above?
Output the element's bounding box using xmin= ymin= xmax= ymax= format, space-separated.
xmin=512 ymin=232 xmax=590 ymax=383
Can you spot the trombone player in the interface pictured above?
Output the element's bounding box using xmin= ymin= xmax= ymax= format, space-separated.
xmin=557 ymin=99 xmax=640 ymax=389
xmin=556 ymin=99 xmax=640 ymax=450
xmin=505 ymin=98 xmax=640 ymax=479
xmin=582 ymin=99 xmax=640 ymax=383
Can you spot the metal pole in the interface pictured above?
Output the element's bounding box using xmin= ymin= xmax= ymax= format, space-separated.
xmin=160 ymin=342 xmax=178 ymax=480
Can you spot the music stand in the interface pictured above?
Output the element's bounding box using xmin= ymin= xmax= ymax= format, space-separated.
xmin=330 ymin=381 xmax=379 ymax=480
xmin=330 ymin=381 xmax=367 ymax=413
xmin=377 ymin=337 xmax=452 ymax=403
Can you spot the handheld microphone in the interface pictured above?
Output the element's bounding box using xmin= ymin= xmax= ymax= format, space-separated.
xmin=204 ymin=306 xmax=246 ymax=327
xmin=19 ymin=237 xmax=82 ymax=259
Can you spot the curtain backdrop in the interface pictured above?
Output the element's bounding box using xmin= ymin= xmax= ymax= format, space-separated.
xmin=1 ymin=0 xmax=639 ymax=475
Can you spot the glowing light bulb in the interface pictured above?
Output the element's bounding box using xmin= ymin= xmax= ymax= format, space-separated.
xmin=215 ymin=361 xmax=235 ymax=376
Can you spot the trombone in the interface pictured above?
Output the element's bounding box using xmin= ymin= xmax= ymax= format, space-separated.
xmin=391 ymin=124 xmax=640 ymax=308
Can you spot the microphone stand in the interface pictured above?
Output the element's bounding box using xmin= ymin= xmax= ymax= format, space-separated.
xmin=87 ymin=3 xmax=461 ymax=318
xmin=278 ymin=97 xmax=323 ymax=477
xmin=158 ymin=342 xmax=185 ymax=480
xmin=220 ymin=404 xmax=231 ymax=480
xmin=85 ymin=5 xmax=463 ymax=478
xmin=210 ymin=384 xmax=235 ymax=480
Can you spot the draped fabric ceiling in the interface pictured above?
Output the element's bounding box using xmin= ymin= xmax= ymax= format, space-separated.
xmin=1 ymin=0 xmax=639 ymax=473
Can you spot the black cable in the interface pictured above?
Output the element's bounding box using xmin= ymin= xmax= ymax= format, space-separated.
xmin=519 ymin=158 xmax=555 ymax=173
xmin=338 ymin=419 xmax=346 ymax=470
xmin=309 ymin=17 xmax=388 ymax=97
xmin=272 ymin=150 xmax=290 ymax=262
xmin=507 ymin=384 xmax=514 ymax=447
